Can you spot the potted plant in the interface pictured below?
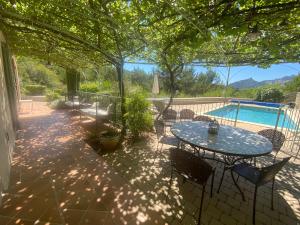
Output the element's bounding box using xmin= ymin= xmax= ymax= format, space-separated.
xmin=85 ymin=131 xmax=101 ymax=151
xmin=99 ymin=130 xmax=120 ymax=151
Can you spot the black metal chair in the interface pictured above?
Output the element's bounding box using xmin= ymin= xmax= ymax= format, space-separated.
xmin=257 ymin=129 xmax=286 ymax=161
xmin=193 ymin=115 xmax=213 ymax=122
xmin=162 ymin=108 xmax=177 ymax=128
xmin=153 ymin=120 xmax=179 ymax=162
xmin=179 ymin=109 xmax=195 ymax=121
xmin=231 ymin=157 xmax=291 ymax=224
xmin=168 ymin=148 xmax=215 ymax=225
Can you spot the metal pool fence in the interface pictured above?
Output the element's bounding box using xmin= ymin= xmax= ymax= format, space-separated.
xmin=151 ymin=98 xmax=300 ymax=158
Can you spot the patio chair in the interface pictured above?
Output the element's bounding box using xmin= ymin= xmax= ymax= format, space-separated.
xmin=80 ymin=102 xmax=113 ymax=121
xmin=168 ymin=148 xmax=215 ymax=225
xmin=162 ymin=108 xmax=177 ymax=128
xmin=193 ymin=115 xmax=213 ymax=122
xmin=179 ymin=109 xmax=195 ymax=121
xmin=65 ymin=95 xmax=80 ymax=109
xmin=231 ymin=157 xmax=291 ymax=224
xmin=153 ymin=120 xmax=179 ymax=162
xmin=257 ymin=129 xmax=286 ymax=161
xmin=152 ymin=100 xmax=166 ymax=114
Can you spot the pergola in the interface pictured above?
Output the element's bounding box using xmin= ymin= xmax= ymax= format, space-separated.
xmin=0 ymin=0 xmax=299 ymax=135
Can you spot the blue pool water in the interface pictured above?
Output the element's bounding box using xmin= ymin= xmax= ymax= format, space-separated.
xmin=206 ymin=105 xmax=297 ymax=129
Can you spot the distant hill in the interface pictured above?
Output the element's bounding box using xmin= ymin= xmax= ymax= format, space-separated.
xmin=230 ymin=75 xmax=295 ymax=89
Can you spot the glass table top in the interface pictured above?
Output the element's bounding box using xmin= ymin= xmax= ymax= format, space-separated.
xmin=171 ymin=121 xmax=273 ymax=157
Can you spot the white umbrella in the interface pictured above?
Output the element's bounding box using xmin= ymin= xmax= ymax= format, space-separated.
xmin=152 ymin=74 xmax=159 ymax=95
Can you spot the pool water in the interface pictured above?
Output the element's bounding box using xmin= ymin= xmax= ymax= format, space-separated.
xmin=206 ymin=105 xmax=297 ymax=129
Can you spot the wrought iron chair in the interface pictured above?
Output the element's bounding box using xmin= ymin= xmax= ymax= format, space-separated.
xmin=258 ymin=129 xmax=286 ymax=161
xmin=168 ymin=148 xmax=215 ymax=225
xmin=231 ymin=157 xmax=291 ymax=224
xmin=193 ymin=115 xmax=213 ymax=122
xmin=153 ymin=120 xmax=179 ymax=162
xmin=179 ymin=109 xmax=195 ymax=121
xmin=258 ymin=129 xmax=286 ymax=154
xmin=162 ymin=108 xmax=177 ymax=128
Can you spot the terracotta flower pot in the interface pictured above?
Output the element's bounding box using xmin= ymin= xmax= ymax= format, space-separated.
xmin=99 ymin=132 xmax=120 ymax=151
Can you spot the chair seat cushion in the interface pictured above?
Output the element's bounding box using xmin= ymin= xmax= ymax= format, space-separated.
xmin=65 ymin=101 xmax=80 ymax=107
xmin=160 ymin=136 xmax=179 ymax=146
xmin=232 ymin=163 xmax=261 ymax=184
xmin=80 ymin=108 xmax=109 ymax=117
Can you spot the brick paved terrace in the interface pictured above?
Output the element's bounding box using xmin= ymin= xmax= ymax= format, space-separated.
xmin=0 ymin=104 xmax=299 ymax=225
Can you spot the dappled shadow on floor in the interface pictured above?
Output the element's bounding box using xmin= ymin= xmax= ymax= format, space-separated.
xmin=102 ymin=130 xmax=300 ymax=225
xmin=0 ymin=107 xmax=299 ymax=225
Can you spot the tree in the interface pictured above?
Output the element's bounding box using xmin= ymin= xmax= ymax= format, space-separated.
xmin=284 ymin=74 xmax=300 ymax=92
xmin=255 ymin=88 xmax=284 ymax=103
xmin=0 ymin=0 xmax=299 ymax=138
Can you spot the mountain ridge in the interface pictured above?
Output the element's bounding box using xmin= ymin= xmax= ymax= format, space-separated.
xmin=230 ymin=75 xmax=295 ymax=89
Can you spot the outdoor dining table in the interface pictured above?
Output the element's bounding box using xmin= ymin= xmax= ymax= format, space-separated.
xmin=171 ymin=121 xmax=273 ymax=200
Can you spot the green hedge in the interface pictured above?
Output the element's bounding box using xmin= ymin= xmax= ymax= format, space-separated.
xmin=80 ymin=82 xmax=99 ymax=93
xmin=25 ymin=84 xmax=46 ymax=96
xmin=46 ymin=91 xmax=61 ymax=102
xmin=255 ymin=88 xmax=284 ymax=103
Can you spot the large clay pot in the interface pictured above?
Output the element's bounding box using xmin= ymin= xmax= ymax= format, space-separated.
xmin=99 ymin=133 xmax=120 ymax=151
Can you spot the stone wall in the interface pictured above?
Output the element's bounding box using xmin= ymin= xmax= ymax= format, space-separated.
xmin=295 ymin=92 xmax=300 ymax=109
xmin=0 ymin=31 xmax=18 ymax=204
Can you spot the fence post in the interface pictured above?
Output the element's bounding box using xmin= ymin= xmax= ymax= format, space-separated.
xmin=272 ymin=107 xmax=282 ymax=144
xmin=234 ymin=101 xmax=240 ymax=127
xmin=95 ymin=95 xmax=98 ymax=129
xmin=274 ymin=107 xmax=281 ymax=131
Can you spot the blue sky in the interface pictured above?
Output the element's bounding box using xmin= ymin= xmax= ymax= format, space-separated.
xmin=124 ymin=62 xmax=300 ymax=84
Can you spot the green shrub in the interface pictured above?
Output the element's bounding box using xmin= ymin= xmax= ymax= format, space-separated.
xmin=25 ymin=84 xmax=46 ymax=96
xmin=49 ymin=99 xmax=68 ymax=109
xmin=80 ymin=82 xmax=99 ymax=93
xmin=124 ymin=91 xmax=153 ymax=138
xmin=255 ymin=88 xmax=284 ymax=103
xmin=46 ymin=91 xmax=61 ymax=102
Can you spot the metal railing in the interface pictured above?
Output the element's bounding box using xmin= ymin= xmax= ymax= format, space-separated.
xmin=151 ymin=98 xmax=300 ymax=158
xmin=75 ymin=91 xmax=123 ymax=127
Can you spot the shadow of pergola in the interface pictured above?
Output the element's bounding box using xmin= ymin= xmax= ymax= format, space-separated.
xmin=0 ymin=109 xmax=299 ymax=225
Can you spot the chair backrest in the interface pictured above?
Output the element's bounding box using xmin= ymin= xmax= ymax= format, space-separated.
xmin=179 ymin=109 xmax=195 ymax=120
xmin=193 ymin=115 xmax=213 ymax=122
xmin=106 ymin=103 xmax=114 ymax=114
xmin=169 ymin=148 xmax=213 ymax=185
xmin=163 ymin=109 xmax=177 ymax=121
xmin=91 ymin=102 xmax=97 ymax=108
xmin=258 ymin=157 xmax=291 ymax=185
xmin=154 ymin=120 xmax=165 ymax=139
xmin=153 ymin=100 xmax=165 ymax=113
xmin=258 ymin=129 xmax=286 ymax=151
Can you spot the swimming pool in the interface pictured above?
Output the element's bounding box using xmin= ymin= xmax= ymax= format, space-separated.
xmin=206 ymin=105 xmax=297 ymax=129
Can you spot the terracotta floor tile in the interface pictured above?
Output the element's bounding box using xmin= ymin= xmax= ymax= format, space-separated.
xmin=57 ymin=190 xmax=95 ymax=211
xmin=80 ymin=211 xmax=115 ymax=225
xmin=62 ymin=209 xmax=85 ymax=225
xmin=15 ymin=196 xmax=55 ymax=221
xmin=7 ymin=217 xmax=35 ymax=225
xmin=39 ymin=205 xmax=64 ymax=224
xmin=0 ymin=194 xmax=33 ymax=217
xmin=0 ymin=216 xmax=13 ymax=225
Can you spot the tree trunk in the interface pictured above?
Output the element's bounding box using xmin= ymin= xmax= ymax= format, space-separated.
xmin=156 ymin=70 xmax=176 ymax=121
xmin=115 ymin=61 xmax=126 ymax=138
xmin=66 ymin=68 xmax=80 ymax=100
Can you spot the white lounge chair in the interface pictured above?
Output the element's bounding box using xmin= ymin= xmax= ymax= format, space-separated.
xmin=65 ymin=96 xmax=92 ymax=109
xmin=65 ymin=96 xmax=80 ymax=108
xmin=80 ymin=103 xmax=113 ymax=120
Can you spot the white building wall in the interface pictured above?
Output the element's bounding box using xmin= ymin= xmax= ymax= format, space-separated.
xmin=0 ymin=31 xmax=16 ymax=204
